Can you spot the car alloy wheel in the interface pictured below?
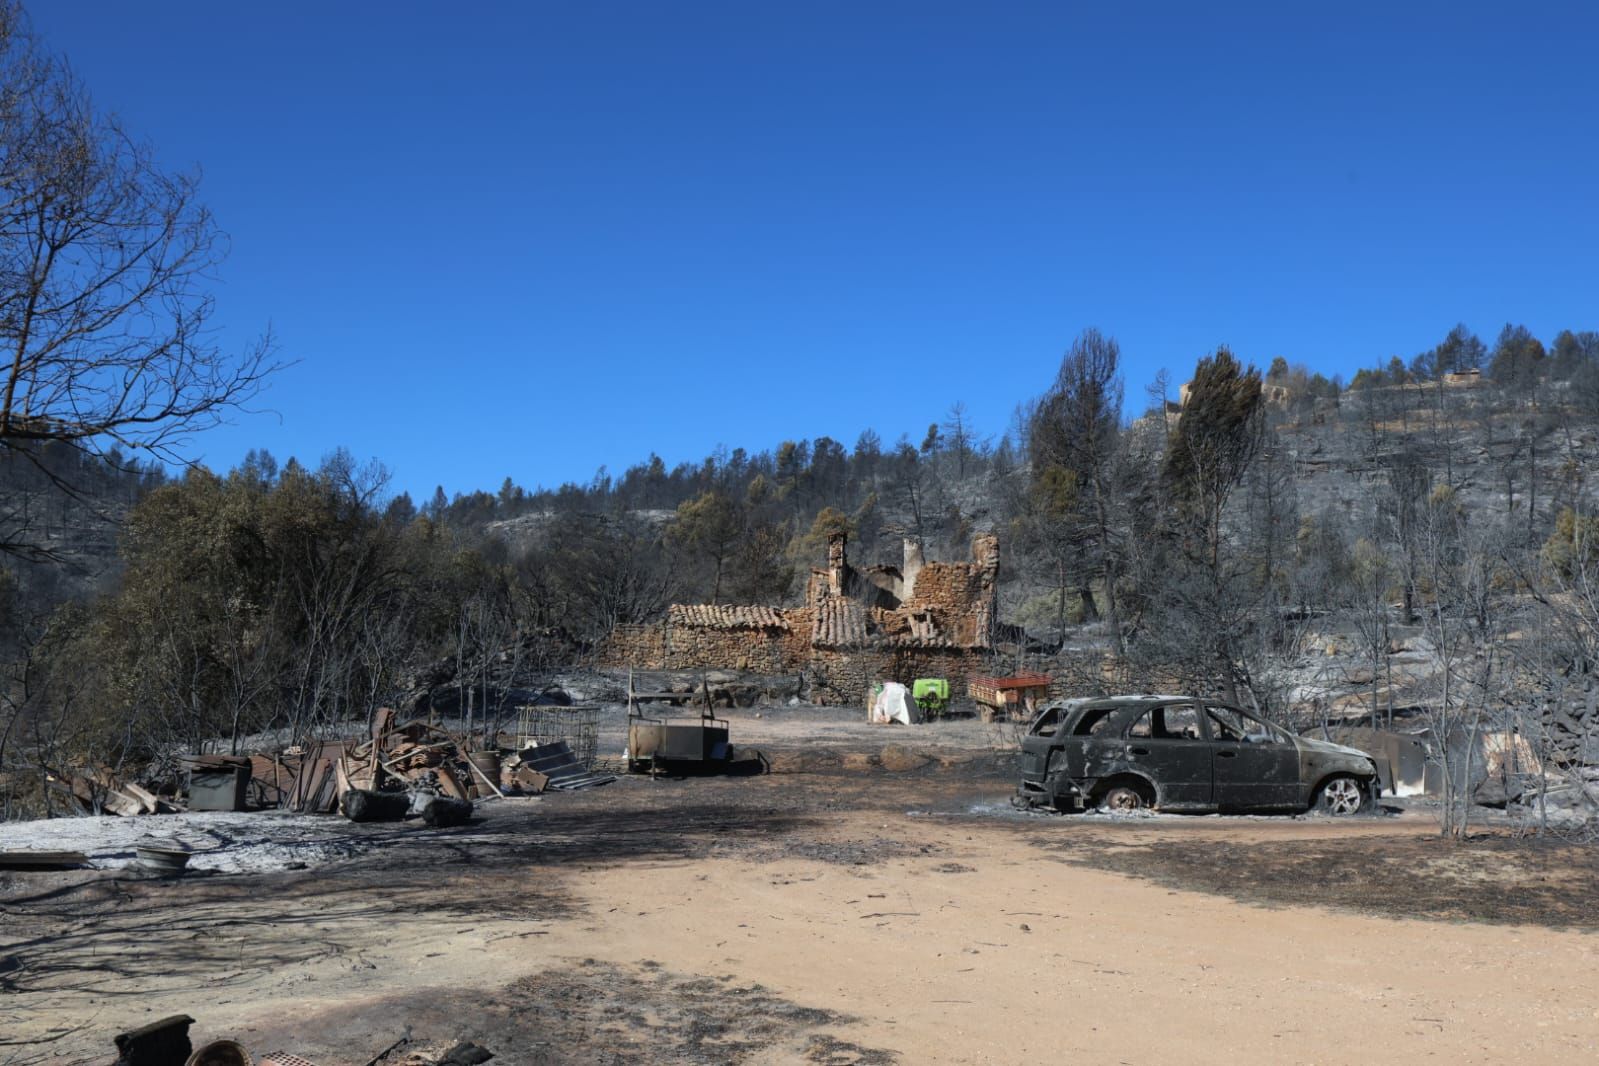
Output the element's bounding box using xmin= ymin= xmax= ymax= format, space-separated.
xmin=1320 ymin=776 xmax=1365 ymax=815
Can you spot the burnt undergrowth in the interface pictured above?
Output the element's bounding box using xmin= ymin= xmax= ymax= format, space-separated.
xmin=1046 ymin=831 xmax=1599 ymax=929
xmin=241 ymin=959 xmax=898 ymax=1066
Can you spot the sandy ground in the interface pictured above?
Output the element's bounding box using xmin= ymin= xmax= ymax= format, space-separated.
xmin=4 ymin=715 xmax=1599 ymax=1065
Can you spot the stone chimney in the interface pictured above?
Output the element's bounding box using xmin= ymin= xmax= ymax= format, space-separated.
xmin=827 ymin=532 xmax=848 ymax=595
xmin=902 ymin=538 xmax=925 ymax=601
xmin=971 ymin=533 xmax=999 ymax=585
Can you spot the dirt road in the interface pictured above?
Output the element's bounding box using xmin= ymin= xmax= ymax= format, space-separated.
xmin=4 ymin=765 xmax=1598 ymax=1065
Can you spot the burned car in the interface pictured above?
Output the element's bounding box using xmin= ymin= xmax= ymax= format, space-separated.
xmin=1013 ymin=695 xmax=1379 ymax=815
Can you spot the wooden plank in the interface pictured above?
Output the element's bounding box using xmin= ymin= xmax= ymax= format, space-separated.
xmin=0 ymin=851 xmax=88 ymax=870
xmin=123 ymin=782 xmax=161 ymax=814
xmin=434 ymin=764 xmax=467 ymax=800
xmin=464 ymin=756 xmax=507 ymax=800
xmin=505 ymin=766 xmax=549 ymax=793
xmin=101 ymin=789 xmax=144 ymax=817
xmin=313 ymin=773 xmax=339 ymax=813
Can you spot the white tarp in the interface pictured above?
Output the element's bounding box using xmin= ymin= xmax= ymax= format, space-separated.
xmin=870 ymin=682 xmax=921 ymax=725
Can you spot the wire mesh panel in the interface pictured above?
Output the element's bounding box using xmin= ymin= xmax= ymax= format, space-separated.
xmin=516 ymin=705 xmax=600 ymax=769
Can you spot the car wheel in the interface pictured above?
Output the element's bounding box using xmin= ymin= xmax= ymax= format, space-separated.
xmin=1099 ymin=785 xmax=1147 ymax=813
xmin=1316 ymin=775 xmax=1369 ymax=816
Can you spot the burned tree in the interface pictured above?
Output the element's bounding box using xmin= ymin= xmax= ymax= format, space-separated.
xmin=0 ymin=2 xmax=276 ymax=558
xmin=1026 ymin=328 xmax=1126 ymax=648
xmin=1149 ymin=347 xmax=1266 ymax=704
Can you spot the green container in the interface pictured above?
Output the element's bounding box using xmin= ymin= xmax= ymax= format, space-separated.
xmin=913 ymin=678 xmax=949 ymax=710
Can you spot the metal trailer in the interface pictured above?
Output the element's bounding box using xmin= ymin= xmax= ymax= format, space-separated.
xmin=968 ymin=672 xmax=1052 ymax=723
xmin=625 ymin=673 xmax=732 ymax=773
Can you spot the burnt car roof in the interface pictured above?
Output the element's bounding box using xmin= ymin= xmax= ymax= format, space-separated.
xmin=1049 ymin=694 xmax=1195 ymax=712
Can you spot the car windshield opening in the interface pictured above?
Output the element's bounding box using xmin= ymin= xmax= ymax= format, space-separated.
xmin=1072 ymin=708 xmax=1117 ymax=736
xmin=1207 ymin=706 xmax=1277 ymax=743
xmin=1030 ymin=707 xmax=1064 ymax=737
xmin=1129 ymin=704 xmax=1200 ymax=740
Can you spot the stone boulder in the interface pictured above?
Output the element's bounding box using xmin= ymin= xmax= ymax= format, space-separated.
xmin=880 ymin=745 xmax=930 ymax=772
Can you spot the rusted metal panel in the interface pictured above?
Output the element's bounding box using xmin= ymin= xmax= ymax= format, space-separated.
xmin=287 ymin=742 xmax=349 ymax=813
xmin=518 ymin=741 xmax=616 ymax=789
xmin=628 ymin=719 xmax=731 ymax=763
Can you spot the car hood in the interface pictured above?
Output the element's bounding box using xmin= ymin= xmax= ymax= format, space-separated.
xmin=1297 ymin=735 xmax=1376 ymax=762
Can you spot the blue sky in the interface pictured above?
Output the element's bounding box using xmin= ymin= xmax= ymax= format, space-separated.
xmin=30 ymin=1 xmax=1599 ymax=502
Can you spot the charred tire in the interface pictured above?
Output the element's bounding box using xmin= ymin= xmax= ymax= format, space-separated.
xmin=1098 ymin=784 xmax=1150 ymax=813
xmin=1315 ymin=774 xmax=1370 ymax=816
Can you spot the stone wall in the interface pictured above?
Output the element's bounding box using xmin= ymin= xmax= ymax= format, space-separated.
xmin=902 ymin=535 xmax=998 ymax=643
xmin=601 ymin=621 xmax=796 ymax=674
xmin=660 ymin=624 xmax=792 ymax=674
xmin=807 ymin=648 xmax=892 ymax=707
xmin=905 ymin=562 xmax=984 ymax=615
xmin=808 ymin=645 xmax=994 ymax=707
xmin=601 ymin=624 xmax=668 ymax=669
xmin=780 ymin=609 xmax=814 ymax=665
xmin=602 ymin=624 xmax=997 ymax=708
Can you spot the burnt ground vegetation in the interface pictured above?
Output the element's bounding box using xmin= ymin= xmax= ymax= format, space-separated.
xmin=1038 ymin=824 xmax=1599 ymax=929
xmin=7 ymin=769 xmax=1599 ymax=1062
xmin=240 ymin=960 xmax=899 ymax=1066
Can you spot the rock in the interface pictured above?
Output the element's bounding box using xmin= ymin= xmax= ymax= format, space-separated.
xmin=1393 ymin=634 xmax=1436 ymax=656
xmin=1514 ymin=786 xmax=1592 ymax=824
xmin=437 ymin=1042 xmax=495 ymax=1065
xmin=113 ymin=1014 xmax=194 ymax=1066
xmin=880 ymin=745 xmax=930 ymax=772
xmin=1473 ymin=777 xmax=1523 ymax=809
xmin=341 ymin=788 xmax=411 ymax=822
xmin=765 ymin=750 xmax=841 ymax=774
xmin=419 ymin=796 xmax=474 ymax=827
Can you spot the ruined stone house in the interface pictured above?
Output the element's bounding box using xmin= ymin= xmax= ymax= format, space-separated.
xmin=601 ymin=533 xmax=1007 ymax=705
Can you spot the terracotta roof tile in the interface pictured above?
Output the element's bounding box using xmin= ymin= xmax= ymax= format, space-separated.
xmin=668 ymin=604 xmax=789 ymax=630
xmin=811 ymin=600 xmax=870 ymax=647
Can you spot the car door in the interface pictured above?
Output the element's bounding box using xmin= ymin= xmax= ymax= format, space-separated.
xmin=1123 ymin=701 xmax=1214 ymax=808
xmin=1017 ymin=704 xmax=1069 ymax=790
xmin=1205 ymin=704 xmax=1300 ymax=809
